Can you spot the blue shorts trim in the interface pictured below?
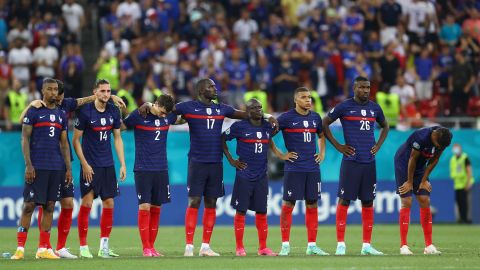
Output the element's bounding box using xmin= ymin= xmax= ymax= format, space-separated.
xmin=135 ymin=171 xmax=171 ymax=205
xmin=187 ymin=161 xmax=224 ymax=198
xmin=283 ymin=171 xmax=321 ymax=201
xmin=80 ymin=166 xmax=119 ymax=200
xmin=338 ymin=160 xmax=377 ymax=201
xmin=231 ymin=174 xmax=268 ymax=213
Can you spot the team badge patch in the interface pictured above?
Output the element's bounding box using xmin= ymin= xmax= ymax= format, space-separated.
xmin=206 ymin=108 xmax=212 ymax=115
xmin=155 ymin=119 xmax=160 ymax=126
xmin=50 ymin=114 xmax=56 ymax=122
xmin=101 ymin=118 xmax=106 ymax=126
xmin=109 ymin=116 xmax=114 ymax=124
xmin=303 ymin=121 xmax=309 ymax=128
xmin=361 ymin=110 xmax=366 ymax=116
xmin=257 ymin=132 xmax=262 ymax=139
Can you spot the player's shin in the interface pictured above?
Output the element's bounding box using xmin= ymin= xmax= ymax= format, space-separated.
xmin=256 ymin=213 xmax=268 ymax=250
xmin=420 ymin=207 xmax=433 ymax=247
xmin=138 ymin=209 xmax=151 ymax=250
xmin=280 ymin=205 xmax=293 ymax=243
xmin=306 ymin=207 xmax=318 ymax=245
xmin=78 ymin=206 xmax=91 ymax=246
xmin=362 ymin=206 xmax=374 ymax=244
xmin=185 ymin=207 xmax=198 ymax=245
xmin=399 ymin=208 xmax=410 ymax=246
xmin=234 ymin=213 xmax=245 ymax=249
xmin=202 ymin=208 xmax=216 ymax=245
xmin=56 ymin=208 xmax=73 ymax=250
xmin=336 ymin=204 xmax=348 ymax=243
xmin=149 ymin=207 xmax=161 ymax=247
xmin=100 ymin=208 xmax=114 ymax=248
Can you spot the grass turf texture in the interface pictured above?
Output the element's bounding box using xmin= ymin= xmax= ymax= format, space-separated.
xmin=0 ymin=225 xmax=479 ymax=270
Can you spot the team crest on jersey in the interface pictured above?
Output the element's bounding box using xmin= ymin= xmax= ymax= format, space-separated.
xmin=266 ymin=132 xmax=270 ymax=139
xmin=109 ymin=116 xmax=114 ymax=124
xmin=313 ymin=120 xmax=317 ymax=128
xmin=101 ymin=118 xmax=106 ymax=126
xmin=206 ymin=108 xmax=212 ymax=115
xmin=257 ymin=132 xmax=262 ymax=139
xmin=370 ymin=110 xmax=375 ymax=116
xmin=361 ymin=110 xmax=366 ymax=116
xmin=155 ymin=119 xmax=160 ymax=126
xmin=59 ymin=116 xmax=63 ymax=123
xmin=303 ymin=121 xmax=309 ymax=128
xmin=50 ymin=114 xmax=55 ymax=122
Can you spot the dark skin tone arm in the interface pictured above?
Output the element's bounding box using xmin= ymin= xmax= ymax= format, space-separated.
xmin=60 ymin=130 xmax=73 ymax=185
xmin=399 ymin=149 xmax=441 ymax=194
xmin=322 ymin=116 xmax=355 ymax=156
xmin=371 ymin=119 xmax=389 ymax=155
xmin=222 ymin=134 xmax=247 ymax=170
xmin=21 ymin=124 xmax=35 ymax=183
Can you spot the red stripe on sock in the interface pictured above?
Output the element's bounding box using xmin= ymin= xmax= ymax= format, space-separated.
xmin=17 ymin=232 xmax=27 ymax=248
xmin=420 ymin=207 xmax=433 ymax=246
xmin=336 ymin=204 xmax=348 ymax=242
xmin=185 ymin=207 xmax=198 ymax=244
xmin=202 ymin=208 xmax=216 ymax=244
xmin=100 ymin=208 xmax=113 ymax=238
xmin=362 ymin=206 xmax=374 ymax=244
xmin=234 ymin=214 xmax=245 ymax=249
xmin=399 ymin=208 xmax=410 ymax=246
xmin=256 ymin=213 xmax=268 ymax=250
xmin=138 ymin=210 xmax=151 ymax=249
xmin=78 ymin=206 xmax=91 ymax=246
xmin=280 ymin=205 xmax=293 ymax=242
xmin=306 ymin=207 xmax=318 ymax=243
xmin=149 ymin=207 xmax=161 ymax=248
xmin=56 ymin=208 xmax=73 ymax=250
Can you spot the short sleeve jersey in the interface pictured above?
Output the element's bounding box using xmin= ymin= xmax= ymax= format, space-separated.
xmin=224 ymin=120 xmax=274 ymax=180
xmin=327 ymin=98 xmax=385 ymax=163
xmin=175 ymin=100 xmax=235 ymax=163
xmin=395 ymin=126 xmax=440 ymax=174
xmin=74 ymin=102 xmax=121 ymax=167
xmin=124 ymin=109 xmax=177 ymax=171
xmin=278 ymin=109 xmax=323 ymax=172
xmin=23 ymin=107 xmax=67 ymax=170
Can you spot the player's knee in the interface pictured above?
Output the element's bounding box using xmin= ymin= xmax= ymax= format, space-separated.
xmin=204 ymin=197 xmax=217 ymax=208
xmin=283 ymin=200 xmax=296 ymax=207
xmin=339 ymin=199 xmax=350 ymax=206
xmin=236 ymin=210 xmax=246 ymax=216
xmin=139 ymin=203 xmax=151 ymax=211
xmin=306 ymin=200 xmax=318 ymax=207
xmin=416 ymin=196 xmax=430 ymax=208
xmin=22 ymin=203 xmax=36 ymax=214
xmin=43 ymin=202 xmax=56 ymax=213
xmin=361 ymin=200 xmax=373 ymax=207
xmin=102 ymin=199 xmax=114 ymax=208
xmin=60 ymin=198 xmax=74 ymax=209
xmin=401 ymin=198 xmax=412 ymax=208
xmin=188 ymin=197 xmax=201 ymax=208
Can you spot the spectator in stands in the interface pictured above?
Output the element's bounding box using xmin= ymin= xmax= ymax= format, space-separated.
xmin=33 ymin=33 xmax=59 ymax=91
xmin=463 ymin=7 xmax=480 ymax=44
xmin=62 ymin=0 xmax=85 ymax=42
xmin=449 ymin=50 xmax=475 ymax=116
xmin=310 ymin=57 xmax=336 ymax=111
xmin=94 ymin=49 xmax=119 ymax=92
xmin=117 ymin=0 xmax=141 ymax=39
xmin=3 ymin=77 xmax=26 ymax=130
xmin=35 ymin=11 xmax=62 ymax=50
xmin=8 ymin=37 xmax=32 ymax=87
xmin=60 ymin=43 xmax=84 ymax=98
xmin=296 ymin=0 xmax=320 ymax=30
xmin=390 ymin=74 xmax=416 ymax=115
xmin=233 ymin=8 xmax=259 ymax=48
xmin=440 ymin=14 xmax=463 ymax=47
xmin=272 ymin=51 xmax=298 ymax=111
xmin=378 ymin=0 xmax=402 ymax=46
xmin=378 ymin=42 xmax=401 ymax=91
xmin=7 ymin=21 xmax=31 ymax=48
xmin=224 ymin=48 xmax=250 ymax=108
xmin=105 ymin=28 xmax=130 ymax=57
xmin=414 ymin=49 xmax=434 ymax=101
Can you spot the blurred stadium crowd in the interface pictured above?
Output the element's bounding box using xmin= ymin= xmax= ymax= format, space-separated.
xmin=1 ymin=0 xmax=480 ymax=130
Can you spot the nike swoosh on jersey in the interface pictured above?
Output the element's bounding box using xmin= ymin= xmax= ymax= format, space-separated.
xmin=39 ymin=115 xmax=46 ymax=119
xmin=90 ymin=120 xmax=97 ymax=123
xmin=194 ymin=108 xmax=202 ymax=111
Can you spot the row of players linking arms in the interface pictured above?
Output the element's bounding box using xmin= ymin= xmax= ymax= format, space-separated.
xmin=10 ymin=76 xmax=452 ymax=259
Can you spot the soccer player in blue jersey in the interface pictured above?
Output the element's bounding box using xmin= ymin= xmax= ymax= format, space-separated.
xmin=323 ymin=76 xmax=389 ymax=256
xmin=222 ymin=99 xmax=277 ymax=257
xmin=72 ymin=79 xmax=126 ymax=258
xmin=395 ymin=126 xmax=452 ymax=255
xmin=11 ymin=78 xmax=72 ymax=260
xmin=140 ymin=78 xmax=277 ymax=257
xmin=122 ymin=94 xmax=182 ymax=257
xmin=19 ymin=80 xmax=125 ymax=258
xmin=270 ymin=87 xmax=328 ymax=256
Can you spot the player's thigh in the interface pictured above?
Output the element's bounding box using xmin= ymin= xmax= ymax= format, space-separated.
xmin=187 ymin=161 xmax=209 ymax=197
xmin=358 ymin=161 xmax=377 ymax=201
xmin=231 ymin=175 xmax=253 ymax=212
xmin=204 ymin=163 xmax=224 ymax=198
xmin=151 ymin=171 xmax=171 ymax=205
xmin=99 ymin=166 xmax=119 ymax=201
xmin=23 ymin=169 xmax=49 ymax=205
xmin=80 ymin=166 xmax=102 ymax=199
xmin=338 ymin=160 xmax=362 ymax=200
xmin=283 ymin=172 xmax=307 ymax=200
xmin=60 ymin=169 xmax=75 ymax=199
xmin=250 ymin=176 xmax=268 ymax=213
xmin=305 ymin=171 xmax=321 ymax=201
xmin=412 ymin=174 xmax=430 ymax=197
xmin=135 ymin=171 xmax=153 ymax=205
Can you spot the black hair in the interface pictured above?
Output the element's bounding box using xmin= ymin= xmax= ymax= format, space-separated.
xmin=195 ymin=78 xmax=210 ymax=94
xmin=436 ymin=127 xmax=452 ymax=148
xmin=56 ymin=79 xmax=64 ymax=95
xmin=156 ymin=94 xmax=174 ymax=113
xmin=354 ymin=76 xmax=369 ymax=83
xmin=94 ymin=78 xmax=110 ymax=89
xmin=294 ymin=87 xmax=310 ymax=96
xmin=42 ymin=77 xmax=58 ymax=87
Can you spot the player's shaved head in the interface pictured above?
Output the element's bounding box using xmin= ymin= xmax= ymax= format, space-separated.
xmin=195 ymin=78 xmax=217 ymax=101
xmin=246 ymin=98 xmax=261 ymax=108
xmin=294 ymin=87 xmax=310 ymax=97
xmin=195 ymin=78 xmax=211 ymax=94
xmin=156 ymin=94 xmax=174 ymax=113
xmin=42 ymin=77 xmax=57 ymax=88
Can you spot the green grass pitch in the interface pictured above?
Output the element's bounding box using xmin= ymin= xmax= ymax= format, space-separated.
xmin=0 ymin=225 xmax=479 ymax=269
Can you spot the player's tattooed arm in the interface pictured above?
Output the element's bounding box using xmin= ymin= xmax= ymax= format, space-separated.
xmin=399 ymin=149 xmax=421 ymax=194
xmin=138 ymin=102 xmax=153 ymax=118
xmin=371 ymin=119 xmax=389 ymax=155
xmin=113 ymin=129 xmax=127 ymax=181
xmin=110 ymin=95 xmax=126 ymax=108
xmin=21 ymin=124 xmax=35 ymax=183
xmin=314 ymin=132 xmax=326 ymax=163
xmin=75 ymin=95 xmax=96 ymax=107
xmin=222 ymin=134 xmax=247 ymax=170
xmin=269 ymin=140 xmax=298 ymax=162
xmin=60 ymin=130 xmax=73 ymax=185
xmin=73 ymin=128 xmax=94 ymax=183
xmin=19 ymin=100 xmax=46 ymax=122
xmin=322 ymin=116 xmax=355 ymax=156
